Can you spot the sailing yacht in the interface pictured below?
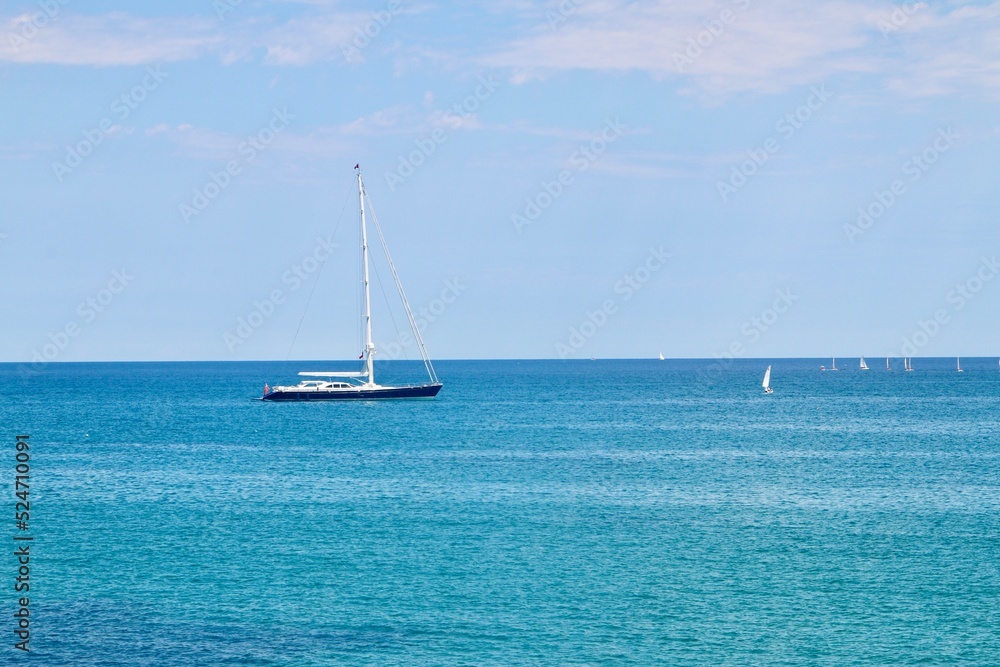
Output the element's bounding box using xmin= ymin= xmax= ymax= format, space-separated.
xmin=262 ymin=166 xmax=443 ymax=401
xmin=762 ymin=365 xmax=773 ymax=394
xmin=860 ymin=357 xmax=869 ymax=370
xmin=957 ymin=357 xmax=963 ymax=372
xmin=904 ymin=357 xmax=914 ymax=372
xmin=659 ymin=352 xmax=665 ymax=361
xmin=886 ymin=356 xmax=891 ymax=371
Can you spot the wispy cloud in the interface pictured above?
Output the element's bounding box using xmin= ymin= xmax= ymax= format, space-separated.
xmin=0 ymin=8 xmax=377 ymax=67
xmin=1 ymin=13 xmax=224 ymax=65
xmin=4 ymin=2 xmax=998 ymax=102
xmin=145 ymin=96 xmax=612 ymax=166
xmin=479 ymin=1 xmax=878 ymax=93
xmin=0 ymin=140 xmax=53 ymax=160
xmin=478 ymin=0 xmax=1000 ymax=98
xmin=260 ymin=13 xmax=368 ymax=66
xmin=145 ymin=122 xmax=351 ymax=163
xmin=881 ymin=3 xmax=1000 ymax=97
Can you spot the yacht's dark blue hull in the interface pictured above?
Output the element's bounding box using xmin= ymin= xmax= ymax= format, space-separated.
xmin=262 ymin=383 xmax=442 ymax=401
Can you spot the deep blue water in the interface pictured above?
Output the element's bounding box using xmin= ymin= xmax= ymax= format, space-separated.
xmin=2 ymin=359 xmax=999 ymax=665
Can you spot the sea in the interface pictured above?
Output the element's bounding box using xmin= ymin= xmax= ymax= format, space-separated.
xmin=2 ymin=358 xmax=999 ymax=666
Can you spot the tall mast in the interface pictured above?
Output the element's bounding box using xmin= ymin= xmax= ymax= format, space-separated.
xmin=366 ymin=193 xmax=440 ymax=385
xmin=358 ymin=169 xmax=375 ymax=385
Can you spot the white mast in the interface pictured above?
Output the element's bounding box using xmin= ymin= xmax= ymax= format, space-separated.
xmin=366 ymin=190 xmax=440 ymax=385
xmin=358 ymin=170 xmax=376 ymax=386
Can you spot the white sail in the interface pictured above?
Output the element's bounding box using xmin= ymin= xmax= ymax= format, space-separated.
xmin=860 ymin=357 xmax=868 ymax=370
xmin=659 ymin=351 xmax=665 ymax=361
xmin=762 ymin=365 xmax=772 ymax=392
xmin=957 ymin=356 xmax=963 ymax=372
xmin=886 ymin=356 xmax=890 ymax=370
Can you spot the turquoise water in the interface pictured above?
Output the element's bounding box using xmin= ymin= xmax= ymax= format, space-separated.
xmin=4 ymin=359 xmax=999 ymax=665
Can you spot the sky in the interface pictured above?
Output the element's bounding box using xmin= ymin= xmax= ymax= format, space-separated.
xmin=2 ymin=0 xmax=999 ymax=363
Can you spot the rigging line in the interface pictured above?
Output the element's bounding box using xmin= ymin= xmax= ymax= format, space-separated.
xmin=285 ymin=184 xmax=353 ymax=361
xmin=370 ymin=253 xmax=411 ymax=362
xmin=365 ymin=192 xmax=439 ymax=384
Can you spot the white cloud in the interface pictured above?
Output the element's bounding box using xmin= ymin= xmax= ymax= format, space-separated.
xmin=479 ymin=0 xmax=1000 ymax=98
xmin=261 ymin=14 xmax=363 ymax=66
xmin=340 ymin=105 xmax=415 ymax=136
xmin=145 ymin=120 xmax=354 ymax=162
xmin=1 ymin=13 xmax=224 ymax=65
xmin=0 ymin=140 xmax=53 ymax=160
xmin=3 ymin=2 xmax=997 ymax=102
xmin=0 ymin=9 xmax=369 ymax=67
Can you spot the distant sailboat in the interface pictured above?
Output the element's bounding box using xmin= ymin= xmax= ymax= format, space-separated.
xmin=904 ymin=357 xmax=914 ymax=372
xmin=762 ymin=365 xmax=773 ymax=394
xmin=659 ymin=351 xmax=665 ymax=361
xmin=957 ymin=356 xmax=963 ymax=372
xmin=886 ymin=356 xmax=891 ymax=371
xmin=831 ymin=357 xmax=838 ymax=371
xmin=860 ymin=356 xmax=869 ymax=370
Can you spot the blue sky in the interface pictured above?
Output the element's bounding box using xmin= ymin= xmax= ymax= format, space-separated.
xmin=2 ymin=0 xmax=999 ymax=362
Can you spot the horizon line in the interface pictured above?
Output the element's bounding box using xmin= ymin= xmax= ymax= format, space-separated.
xmin=2 ymin=355 xmax=996 ymax=365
